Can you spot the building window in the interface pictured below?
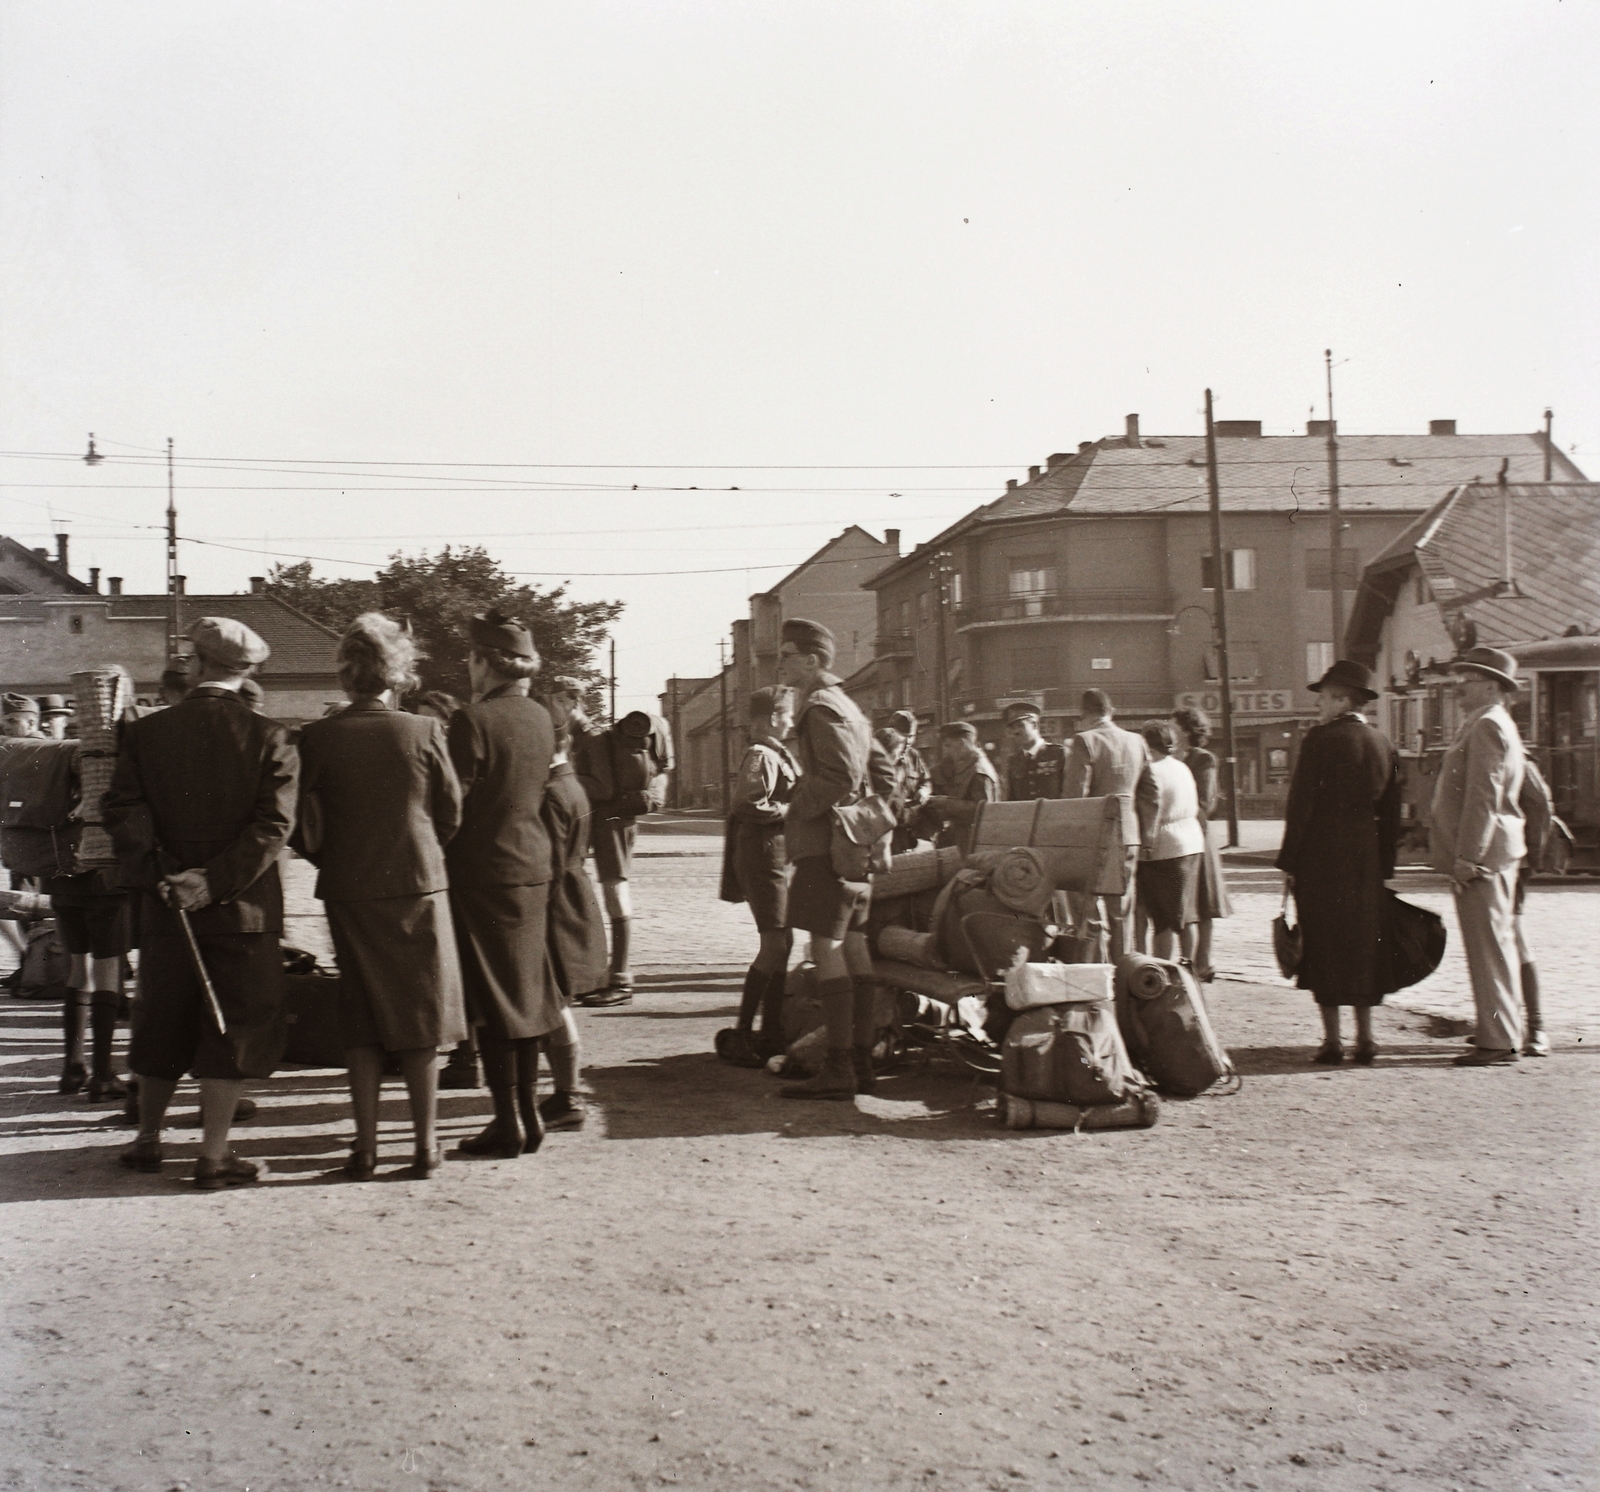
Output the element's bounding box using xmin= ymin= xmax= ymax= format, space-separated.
xmin=898 ymin=599 xmax=911 ymax=633
xmin=1414 ymin=573 xmax=1433 ymax=605
xmin=1306 ymin=549 xmax=1360 ymax=590
xmin=1008 ymin=556 xmax=1057 ymax=596
xmin=1201 ymin=549 xmax=1257 ymax=591
xmin=917 ymin=591 xmax=930 ymax=626
xmin=1203 ymin=645 xmax=1261 ymax=682
xmin=949 ymin=571 xmax=963 ymax=607
xmin=1306 ymin=642 xmax=1335 ymax=683
xmin=1010 ymin=647 xmax=1056 ymax=691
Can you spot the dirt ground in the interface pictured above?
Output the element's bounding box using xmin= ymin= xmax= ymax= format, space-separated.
xmin=3 ymin=967 xmax=1596 ymax=1492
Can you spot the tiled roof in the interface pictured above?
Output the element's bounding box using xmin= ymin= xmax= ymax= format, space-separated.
xmin=1346 ymin=483 xmax=1600 ymax=661
xmin=0 ymin=592 xmax=339 ymax=675
xmin=868 ymin=430 xmax=1583 ymax=585
xmin=0 ymin=536 xmax=95 ymax=594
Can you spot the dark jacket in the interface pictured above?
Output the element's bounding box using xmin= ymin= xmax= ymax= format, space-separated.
xmin=917 ymin=749 xmax=1001 ymax=851
xmin=1276 ymin=712 xmax=1401 ymax=1000
xmin=445 ymin=686 xmax=554 ymax=889
xmin=542 ymin=763 xmax=608 ymax=999
xmin=1006 ymin=739 xmax=1067 ymax=801
xmin=294 ymin=700 xmax=462 ymax=902
xmin=786 ymin=678 xmax=894 ymax=862
xmin=103 ymin=685 xmax=299 ymax=935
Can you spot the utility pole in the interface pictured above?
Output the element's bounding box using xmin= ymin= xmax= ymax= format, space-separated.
xmin=1204 ymin=390 xmax=1241 ymax=849
xmin=1324 ymin=350 xmax=1344 ymax=651
xmin=608 ymin=636 xmax=617 ymax=722
xmin=1544 ymin=408 xmax=1554 ymax=482
xmin=930 ymin=549 xmax=951 ymax=725
xmin=166 ymin=437 xmax=181 ymax=660
xmin=670 ymin=676 xmax=682 ymax=810
xmin=717 ymin=638 xmax=731 ymax=818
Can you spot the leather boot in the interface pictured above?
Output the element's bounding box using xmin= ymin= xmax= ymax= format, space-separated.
xmin=780 ymin=1047 xmax=857 ymax=1101
xmin=87 ymin=992 xmax=126 ymax=1101
xmin=1521 ymin=962 xmax=1549 ymax=1056
xmin=607 ymin=918 xmax=633 ymax=992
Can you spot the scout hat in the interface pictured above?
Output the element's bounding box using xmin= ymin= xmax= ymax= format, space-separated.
xmin=1309 ymin=658 xmax=1378 ymax=702
xmin=1452 ymin=645 xmax=1520 ymax=691
xmin=467 ymin=608 xmax=536 ymax=659
xmin=887 ymin=709 xmax=917 ymax=734
xmin=780 ymin=617 xmax=835 ymax=666
xmin=38 ymin=694 xmax=70 ymax=718
xmin=2 ymin=692 xmax=39 ymax=718
xmin=1002 ymin=701 xmax=1041 ymax=724
xmin=188 ymin=616 xmax=271 ymax=670
xmin=939 ymin=720 xmax=977 ymax=741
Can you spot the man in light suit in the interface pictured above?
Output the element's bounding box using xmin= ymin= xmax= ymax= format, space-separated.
xmin=1429 ymin=646 xmax=1527 ymax=1065
xmin=1063 ymin=689 xmax=1159 ymax=958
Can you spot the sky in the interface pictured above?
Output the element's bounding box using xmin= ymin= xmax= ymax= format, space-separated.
xmin=2 ymin=0 xmax=1595 ymax=712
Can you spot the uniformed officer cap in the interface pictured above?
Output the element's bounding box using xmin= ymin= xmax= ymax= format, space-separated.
xmin=939 ymin=720 xmax=977 ymax=741
xmin=1002 ymin=701 xmax=1041 ymax=724
xmin=188 ymin=616 xmax=271 ymax=670
xmin=780 ymin=617 xmax=835 ymax=667
xmin=887 ymin=709 xmax=917 ymax=734
xmin=467 ymin=609 xmax=537 ymax=659
xmin=2 ymin=692 xmax=39 ymax=717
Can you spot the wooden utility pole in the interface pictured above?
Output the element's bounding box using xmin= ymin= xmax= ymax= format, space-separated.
xmin=931 ymin=549 xmax=951 ymax=725
xmin=1544 ymin=408 xmax=1554 ymax=481
xmin=717 ymin=638 xmax=731 ymax=817
xmin=1204 ymin=390 xmax=1241 ymax=849
xmin=669 ymin=676 xmax=682 ymax=810
xmin=1324 ymin=350 xmax=1344 ymax=651
xmin=165 ymin=438 xmax=181 ymax=659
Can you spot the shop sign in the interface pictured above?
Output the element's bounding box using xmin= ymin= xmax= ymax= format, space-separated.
xmin=1174 ymin=688 xmax=1295 ymax=716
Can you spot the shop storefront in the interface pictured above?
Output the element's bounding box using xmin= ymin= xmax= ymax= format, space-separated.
xmin=1174 ymin=690 xmax=1315 ymax=818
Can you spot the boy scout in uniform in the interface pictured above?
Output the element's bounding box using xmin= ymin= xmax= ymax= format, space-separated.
xmin=913 ymin=720 xmax=1000 ymax=852
xmin=1002 ymin=701 xmax=1066 ymax=800
xmin=775 ymin=618 xmax=895 ymax=1100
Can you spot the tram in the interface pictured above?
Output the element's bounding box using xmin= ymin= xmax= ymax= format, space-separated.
xmin=1391 ymin=632 xmax=1599 ymax=872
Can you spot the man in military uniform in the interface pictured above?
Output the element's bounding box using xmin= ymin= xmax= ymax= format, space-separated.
xmin=879 ymin=708 xmax=930 ymax=852
xmin=105 ymin=617 xmax=298 ymax=1188
xmin=1002 ymin=701 xmax=1066 ymax=800
xmin=1 ymin=693 xmax=41 ymax=738
xmin=913 ymin=720 xmax=1000 ymax=852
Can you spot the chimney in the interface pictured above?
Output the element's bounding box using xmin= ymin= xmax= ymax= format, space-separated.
xmin=249 ymin=575 xmax=267 ymax=594
xmin=1125 ymin=414 xmax=1141 ymax=447
xmin=1078 ymin=440 xmax=1095 ymax=454
xmin=107 ymin=577 xmax=123 ymax=596
xmin=88 ymin=568 xmax=100 ymax=592
xmin=55 ymin=533 xmax=69 ymax=572
xmin=1028 ymin=465 xmax=1041 ymax=481
xmin=1006 ymin=478 xmax=1018 ymax=491
xmin=1306 ymin=419 xmax=1335 ymax=436
xmin=174 ymin=575 xmax=187 ymax=595
xmin=1046 ymin=452 xmax=1072 ymax=471
xmin=1214 ymin=420 xmax=1262 ymax=438
xmin=1429 ymin=419 xmax=1457 ymax=435
xmin=32 ymin=547 xmax=47 ymax=561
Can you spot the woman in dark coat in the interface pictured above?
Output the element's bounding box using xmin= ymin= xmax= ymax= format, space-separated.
xmin=1172 ymin=706 xmax=1234 ymax=982
xmin=1276 ymin=660 xmax=1401 ymax=1065
xmin=296 ymin=614 xmax=466 ymax=1180
xmin=446 ymin=610 xmax=560 ymax=1158
xmin=534 ymin=677 xmax=609 ymax=1131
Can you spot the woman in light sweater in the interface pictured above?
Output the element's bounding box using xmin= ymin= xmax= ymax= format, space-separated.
xmin=1135 ymin=720 xmax=1205 ymax=965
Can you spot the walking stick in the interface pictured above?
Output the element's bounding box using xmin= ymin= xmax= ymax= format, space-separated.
xmin=161 ymin=886 xmax=228 ymax=1036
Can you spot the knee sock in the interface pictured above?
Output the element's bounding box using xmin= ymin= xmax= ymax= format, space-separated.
xmin=1521 ymin=962 xmax=1542 ymax=1032
xmin=759 ymin=967 xmax=788 ymax=1044
xmin=851 ymin=976 xmax=879 ymax=1050
xmin=545 ymin=1034 xmax=581 ymax=1097
xmin=478 ymin=1033 xmax=520 ymax=1138
xmin=819 ymin=977 xmax=854 ymax=1053
xmin=89 ymin=991 xmax=120 ymax=1080
xmin=609 ymin=918 xmax=632 ymax=981
xmin=738 ymin=965 xmax=765 ymax=1030
xmin=61 ymin=991 xmax=88 ymax=1072
xmin=512 ymin=1039 xmax=544 ymax=1147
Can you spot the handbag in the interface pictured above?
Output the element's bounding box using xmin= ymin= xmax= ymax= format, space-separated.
xmin=831 ymin=795 xmax=897 ymax=882
xmin=1382 ymin=888 xmax=1446 ymax=992
xmin=1271 ymin=886 xmax=1302 ymax=979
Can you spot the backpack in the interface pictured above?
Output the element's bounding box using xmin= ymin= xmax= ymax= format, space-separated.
xmin=0 ymin=740 xmax=80 ymax=878
xmin=1001 ymin=1001 xmax=1146 ymax=1108
xmin=15 ymin=918 xmax=72 ymax=1000
xmin=1115 ymin=955 xmax=1237 ymax=1097
xmin=609 ymin=711 xmax=673 ymax=818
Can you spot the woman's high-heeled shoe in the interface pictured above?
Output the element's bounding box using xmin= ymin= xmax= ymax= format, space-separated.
xmin=1312 ymin=1040 xmax=1344 ymax=1065
xmin=1352 ymin=1041 xmax=1378 ymax=1066
xmin=344 ymin=1147 xmax=378 ymax=1182
xmin=405 ymin=1147 xmax=442 ymax=1179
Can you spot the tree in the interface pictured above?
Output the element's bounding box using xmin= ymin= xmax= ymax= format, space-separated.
xmin=265 ymin=548 xmax=623 ymax=710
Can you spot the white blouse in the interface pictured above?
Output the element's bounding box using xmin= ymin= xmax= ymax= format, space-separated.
xmin=1145 ymin=755 xmax=1206 ymax=860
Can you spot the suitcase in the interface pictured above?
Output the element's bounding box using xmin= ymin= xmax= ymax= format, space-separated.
xmin=282 ymin=970 xmax=347 ymax=1068
xmin=1000 ymin=1001 xmax=1144 ymax=1107
xmin=1115 ymin=955 xmax=1237 ymax=1098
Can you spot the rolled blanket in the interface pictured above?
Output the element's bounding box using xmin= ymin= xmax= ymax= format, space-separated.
xmin=876 ymin=925 xmax=943 ymax=970
xmin=973 ymin=846 xmax=1054 ymax=921
xmin=872 ymin=845 xmax=962 ymax=900
xmin=1116 ymin=952 xmax=1172 ymax=1001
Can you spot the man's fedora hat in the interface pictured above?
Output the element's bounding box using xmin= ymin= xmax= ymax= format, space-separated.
xmin=1452 ymin=645 xmax=1520 ymax=690
xmin=1002 ymin=700 xmax=1042 ymax=724
xmin=1309 ymin=659 xmax=1379 ymax=702
xmin=467 ymin=609 xmax=537 ymax=659
xmin=37 ymin=694 xmax=70 ymax=717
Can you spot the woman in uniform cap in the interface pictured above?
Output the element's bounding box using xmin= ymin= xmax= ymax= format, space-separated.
xmin=445 ymin=610 xmax=560 ymax=1157
xmin=295 ymin=614 xmax=467 ymax=1179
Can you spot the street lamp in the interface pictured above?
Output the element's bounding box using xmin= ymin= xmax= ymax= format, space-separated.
xmin=83 ymin=434 xmax=103 ymax=466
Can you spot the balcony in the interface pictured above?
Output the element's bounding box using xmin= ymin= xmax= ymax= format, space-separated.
xmin=955 ymin=590 xmax=1171 ymax=629
xmin=874 ymin=630 xmax=915 ymax=658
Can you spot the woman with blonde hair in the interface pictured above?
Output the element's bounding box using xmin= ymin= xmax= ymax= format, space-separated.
xmin=295 ymin=613 xmax=467 ymax=1179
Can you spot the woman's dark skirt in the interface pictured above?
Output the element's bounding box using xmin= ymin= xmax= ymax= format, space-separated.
xmin=326 ymin=891 xmax=467 ymax=1052
xmin=450 ymin=882 xmax=563 ymax=1041
xmin=1196 ymin=820 xmax=1233 ymax=920
xmin=1137 ymin=853 xmax=1201 ymax=934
